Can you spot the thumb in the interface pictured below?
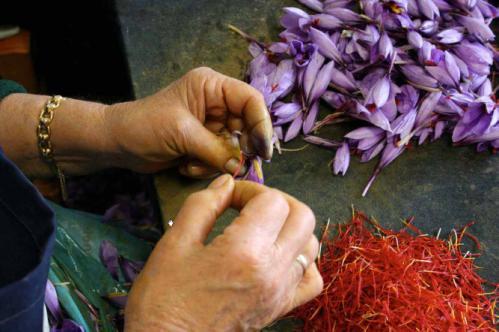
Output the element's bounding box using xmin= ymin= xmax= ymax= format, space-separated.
xmin=167 ymin=174 xmax=235 ymax=246
xmin=183 ymin=119 xmax=247 ymax=175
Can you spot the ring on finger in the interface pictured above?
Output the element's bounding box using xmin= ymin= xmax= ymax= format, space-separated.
xmin=295 ymin=254 xmax=309 ymax=275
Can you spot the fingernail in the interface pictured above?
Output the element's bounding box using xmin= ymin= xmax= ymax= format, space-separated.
xmin=251 ymin=123 xmax=274 ymax=160
xmin=224 ymin=158 xmax=247 ymax=176
xmin=209 ymin=174 xmax=231 ymax=189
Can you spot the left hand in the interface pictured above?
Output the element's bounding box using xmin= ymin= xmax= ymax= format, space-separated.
xmin=107 ymin=67 xmax=273 ymax=177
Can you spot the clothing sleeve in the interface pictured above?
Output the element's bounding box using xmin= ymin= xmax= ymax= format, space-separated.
xmin=0 ymin=81 xmax=55 ymax=331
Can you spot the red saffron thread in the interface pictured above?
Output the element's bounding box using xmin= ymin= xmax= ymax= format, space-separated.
xmin=292 ymin=212 xmax=498 ymax=331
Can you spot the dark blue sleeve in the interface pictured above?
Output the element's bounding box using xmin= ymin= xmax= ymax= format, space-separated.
xmin=0 ymin=149 xmax=56 ymax=332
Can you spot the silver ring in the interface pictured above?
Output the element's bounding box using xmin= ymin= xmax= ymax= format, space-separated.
xmin=295 ymin=254 xmax=308 ymax=274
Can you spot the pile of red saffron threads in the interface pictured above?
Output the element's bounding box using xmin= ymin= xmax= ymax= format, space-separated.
xmin=293 ymin=212 xmax=498 ymax=331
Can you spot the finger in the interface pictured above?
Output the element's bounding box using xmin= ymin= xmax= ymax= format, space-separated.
xmin=275 ymin=199 xmax=316 ymax=263
xmin=239 ymin=130 xmax=256 ymax=155
xmin=205 ymin=121 xmax=225 ymax=133
xmin=223 ymin=189 xmax=290 ymax=246
xmin=178 ymin=160 xmax=220 ymax=179
xmin=227 ymin=115 xmax=244 ymax=132
xmin=289 ymin=236 xmax=319 ymax=287
xmin=184 ymin=118 xmax=247 ymax=175
xmin=205 ymin=70 xmax=273 ymax=160
xmin=290 ymin=263 xmax=323 ymax=309
xmin=230 ymin=181 xmax=315 ymax=256
xmin=167 ymin=174 xmax=234 ymax=246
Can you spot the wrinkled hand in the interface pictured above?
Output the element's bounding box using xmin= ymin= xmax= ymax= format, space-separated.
xmin=125 ymin=175 xmax=323 ymax=331
xmin=107 ymin=67 xmax=273 ymax=177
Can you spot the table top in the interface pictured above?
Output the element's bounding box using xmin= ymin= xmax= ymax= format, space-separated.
xmin=115 ymin=0 xmax=498 ymax=288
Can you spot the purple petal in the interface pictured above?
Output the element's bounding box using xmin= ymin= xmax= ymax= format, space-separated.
xmin=281 ymin=7 xmax=311 ymax=29
xmin=308 ymin=61 xmax=335 ymax=104
xmin=120 ymin=257 xmax=145 ymax=283
xmin=477 ymin=79 xmax=492 ymax=96
xmin=284 ymin=114 xmax=304 ymax=142
xmin=419 ymin=20 xmax=439 ymax=35
xmin=298 ymin=0 xmax=324 ymax=12
xmin=309 ymin=27 xmax=343 ymax=63
xmin=434 ymin=121 xmax=446 ymax=140
xmin=392 ymin=109 xmax=417 ymax=139
xmin=436 ymin=29 xmax=463 ymax=44
xmin=245 ymin=157 xmax=265 ymax=184
xmin=99 ymin=240 xmax=120 ymax=280
xmin=400 ymin=65 xmax=439 ymax=89
xmin=378 ymin=33 xmax=394 ymax=60
xmin=310 ymin=14 xmax=343 ymax=29
xmin=444 ymin=51 xmax=460 ymax=85
xmin=357 ymin=135 xmax=384 ymax=150
xmin=360 ymin=141 xmax=385 ymax=162
xmin=272 ymin=102 xmax=302 ymax=118
xmin=303 ymin=135 xmax=342 ymax=149
xmin=371 ymin=76 xmax=391 ymax=108
xmin=418 ymin=0 xmax=440 ymax=19
xmin=345 ymin=126 xmax=384 ymax=140
xmin=45 ymin=280 xmax=63 ymax=323
xmin=303 ymin=102 xmax=320 ymax=134
xmin=418 ymin=127 xmax=432 ymax=145
xmin=333 ymin=142 xmax=350 ymax=175
xmin=407 ymin=31 xmax=424 ymax=49
xmin=367 ymin=108 xmax=392 ymax=132
xmin=454 ymin=41 xmax=493 ymax=76
xmin=274 ymin=126 xmax=283 ymax=140
xmin=330 ymin=67 xmax=357 ymax=91
xmin=425 ymin=63 xmax=456 ymax=87
xmin=248 ymin=42 xmax=263 ymax=58
xmin=458 ymin=15 xmax=494 ymax=41
xmin=325 ymin=8 xmax=361 ymax=22
xmin=322 ymin=91 xmax=346 ymax=109
xmin=303 ymin=49 xmax=325 ymax=100
xmin=416 ymin=91 xmax=442 ymax=127
xmin=396 ymin=85 xmax=419 ymax=113
xmin=105 ymin=292 xmax=128 ymax=309
xmin=51 ymin=320 xmax=85 ymax=332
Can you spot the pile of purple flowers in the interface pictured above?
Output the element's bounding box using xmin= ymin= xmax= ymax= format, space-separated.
xmin=242 ymin=0 xmax=498 ymax=195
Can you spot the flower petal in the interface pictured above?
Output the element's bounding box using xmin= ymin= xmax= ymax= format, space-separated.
xmin=309 ymin=60 xmax=335 ymax=104
xmin=309 ymin=27 xmax=343 ymax=63
xmin=284 ymin=114 xmax=304 ymax=142
xmin=303 ymin=101 xmax=320 ymax=134
xmin=298 ymin=0 xmax=324 ymax=12
xmin=303 ymin=135 xmax=342 ymax=149
xmin=333 ymin=142 xmax=350 ymax=175
xmin=345 ymin=126 xmax=385 ymax=140
xmin=99 ymin=240 xmax=120 ymax=280
xmin=272 ymin=102 xmax=302 ymax=118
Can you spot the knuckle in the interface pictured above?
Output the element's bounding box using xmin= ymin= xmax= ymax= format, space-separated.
xmin=189 ymin=66 xmax=214 ymax=77
xmin=296 ymin=203 xmax=316 ymax=230
xmin=261 ymin=190 xmax=289 ymax=212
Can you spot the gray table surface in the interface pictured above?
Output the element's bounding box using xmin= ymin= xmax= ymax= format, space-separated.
xmin=115 ymin=0 xmax=498 ymax=304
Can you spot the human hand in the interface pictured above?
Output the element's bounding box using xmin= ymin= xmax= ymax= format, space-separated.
xmin=107 ymin=67 xmax=273 ymax=177
xmin=124 ymin=175 xmax=323 ymax=331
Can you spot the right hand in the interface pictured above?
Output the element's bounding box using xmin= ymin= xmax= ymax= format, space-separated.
xmin=124 ymin=174 xmax=323 ymax=331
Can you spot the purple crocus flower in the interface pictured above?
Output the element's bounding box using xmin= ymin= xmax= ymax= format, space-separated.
xmin=298 ymin=0 xmax=324 ymax=12
xmin=233 ymin=0 xmax=498 ymax=195
xmin=309 ymin=27 xmax=343 ymax=63
xmin=120 ymin=257 xmax=145 ymax=283
xmin=99 ymin=240 xmax=120 ymax=280
xmin=436 ymin=29 xmax=464 ymax=44
xmin=244 ymin=157 xmax=265 ymax=183
xmin=333 ymin=142 xmax=350 ymax=175
xmin=45 ymin=280 xmax=85 ymax=332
